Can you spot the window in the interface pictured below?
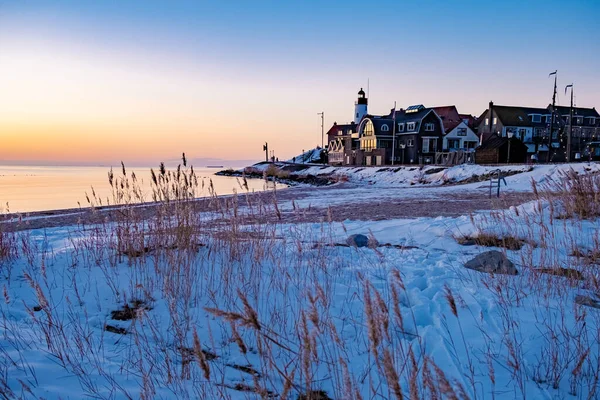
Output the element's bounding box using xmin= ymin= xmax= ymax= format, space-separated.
xmin=356 ymin=113 xmax=359 ymax=118
xmin=407 ymin=122 xmax=416 ymax=131
xmin=360 ymin=137 xmax=376 ymax=151
xmin=518 ymin=129 xmax=526 ymax=141
xmin=398 ymin=123 xmax=405 ymax=132
xmin=464 ymin=141 xmax=477 ymax=150
xmin=493 ymin=117 xmax=497 ymax=125
xmin=337 ymin=130 xmax=343 ymax=136
xmin=485 ymin=118 xmax=489 ymax=126
xmin=362 ymin=120 xmax=375 ymax=136
xmin=576 ymin=117 xmax=584 ymax=125
xmin=424 ymin=123 xmax=435 ymax=131
xmin=545 ymin=115 xmax=552 ymax=123
xmin=457 ymin=128 xmax=467 ymax=136
xmin=381 ymin=124 xmax=389 ymax=132
xmin=448 ymin=139 xmax=460 ymax=150
xmin=422 ymin=138 xmax=437 ymax=153
xmin=531 ymin=114 xmax=541 ymax=123
xmin=407 ymin=139 xmax=415 ymax=147
xmin=534 ymin=128 xmax=543 ymax=137
xmin=587 ymin=117 xmax=596 ymax=125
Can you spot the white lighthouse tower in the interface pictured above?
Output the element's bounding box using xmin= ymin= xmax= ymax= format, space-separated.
xmin=354 ymin=88 xmax=368 ymax=124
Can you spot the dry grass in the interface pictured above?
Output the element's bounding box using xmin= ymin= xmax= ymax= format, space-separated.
xmin=455 ymin=232 xmax=528 ymax=250
xmin=535 ymin=168 xmax=600 ymax=219
xmin=1 ymin=158 xmax=600 ymax=399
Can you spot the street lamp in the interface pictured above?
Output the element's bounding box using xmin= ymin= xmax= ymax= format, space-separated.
xmin=399 ymin=143 xmax=406 ymax=165
xmin=507 ymin=131 xmax=514 ymax=163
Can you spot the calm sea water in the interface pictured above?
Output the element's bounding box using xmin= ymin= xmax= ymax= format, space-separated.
xmin=0 ymin=165 xmax=282 ymax=213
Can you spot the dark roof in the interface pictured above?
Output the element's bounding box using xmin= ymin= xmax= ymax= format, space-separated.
xmin=494 ymin=105 xmax=548 ymax=127
xmin=389 ymin=107 xmax=434 ymax=124
xmin=477 ymin=105 xmax=549 ymax=128
xmin=478 ymin=135 xmax=506 ymax=150
xmin=553 ymin=106 xmax=600 ymax=118
xmin=326 ymin=122 xmax=356 ymax=136
xmin=432 ymin=105 xmax=462 ymax=133
xmin=367 ymin=116 xmax=394 ymax=133
xmin=478 ymin=134 xmax=528 ymax=151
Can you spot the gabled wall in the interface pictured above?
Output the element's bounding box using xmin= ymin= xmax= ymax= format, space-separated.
xmin=443 ymin=121 xmax=479 ymax=151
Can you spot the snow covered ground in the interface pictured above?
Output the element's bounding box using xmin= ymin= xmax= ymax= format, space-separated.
xmin=1 ymin=163 xmax=600 ymax=399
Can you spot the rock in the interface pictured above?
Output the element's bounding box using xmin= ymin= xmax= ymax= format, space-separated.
xmin=464 ymin=250 xmax=518 ymax=275
xmin=575 ymin=295 xmax=600 ymax=309
xmin=346 ymin=234 xmax=378 ymax=248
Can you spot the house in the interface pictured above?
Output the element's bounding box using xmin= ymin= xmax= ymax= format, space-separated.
xmin=326 ymin=90 xmax=445 ymax=165
xmin=326 ymin=122 xmax=357 ymax=165
xmin=345 ymin=105 xmax=445 ymax=166
xmin=475 ymin=134 xmax=528 ymax=164
xmin=326 ymin=89 xmax=367 ymax=166
xmin=476 ymin=101 xmax=556 ymax=159
xmin=477 ymin=101 xmax=600 ymax=162
xmin=553 ymin=105 xmax=600 ymax=160
xmin=432 ymin=106 xmax=479 ymax=152
xmin=387 ymin=105 xmax=445 ymax=165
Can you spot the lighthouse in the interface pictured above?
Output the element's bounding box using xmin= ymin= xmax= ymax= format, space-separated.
xmin=354 ymin=88 xmax=368 ymax=124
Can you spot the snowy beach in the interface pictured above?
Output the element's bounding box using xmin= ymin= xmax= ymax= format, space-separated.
xmin=2 ymin=162 xmax=600 ymax=399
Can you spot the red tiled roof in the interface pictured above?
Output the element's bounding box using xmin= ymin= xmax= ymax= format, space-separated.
xmin=432 ymin=106 xmax=462 ymax=133
xmin=459 ymin=114 xmax=477 ymax=129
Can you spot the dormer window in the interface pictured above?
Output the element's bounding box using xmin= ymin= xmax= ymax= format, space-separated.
xmin=381 ymin=124 xmax=389 ymax=132
xmin=531 ymin=114 xmax=541 ymax=123
xmin=424 ymin=123 xmax=435 ymax=131
xmin=407 ymin=122 xmax=416 ymax=131
xmin=398 ymin=123 xmax=405 ymax=132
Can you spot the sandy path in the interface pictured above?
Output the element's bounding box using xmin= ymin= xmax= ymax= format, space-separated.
xmin=0 ymin=182 xmax=535 ymax=232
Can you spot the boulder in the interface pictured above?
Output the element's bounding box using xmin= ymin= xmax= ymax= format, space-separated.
xmin=346 ymin=234 xmax=378 ymax=248
xmin=464 ymin=250 xmax=518 ymax=275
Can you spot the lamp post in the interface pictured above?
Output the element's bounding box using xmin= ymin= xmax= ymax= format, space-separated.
xmin=507 ymin=131 xmax=514 ymax=163
xmin=399 ymin=143 xmax=406 ymax=165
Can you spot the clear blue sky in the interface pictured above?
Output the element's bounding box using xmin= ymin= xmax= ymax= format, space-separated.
xmin=1 ymin=0 xmax=599 ymax=163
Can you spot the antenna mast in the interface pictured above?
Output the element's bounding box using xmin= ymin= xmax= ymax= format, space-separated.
xmin=565 ymin=84 xmax=574 ymax=162
xmin=547 ymin=70 xmax=558 ymax=163
xmin=317 ymin=112 xmax=324 ymax=157
xmin=391 ymin=101 xmax=397 ymax=165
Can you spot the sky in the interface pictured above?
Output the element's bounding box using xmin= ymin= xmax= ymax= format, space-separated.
xmin=0 ymin=0 xmax=599 ymax=166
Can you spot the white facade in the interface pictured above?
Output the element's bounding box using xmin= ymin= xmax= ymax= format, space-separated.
xmin=501 ymin=126 xmax=534 ymax=143
xmin=443 ymin=121 xmax=479 ymax=151
xmin=354 ymin=102 xmax=367 ymax=124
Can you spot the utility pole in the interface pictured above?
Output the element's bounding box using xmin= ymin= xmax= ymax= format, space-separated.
xmin=565 ymin=84 xmax=574 ymax=163
xmin=263 ymin=142 xmax=269 ymax=162
xmin=317 ymin=112 xmax=324 ymax=164
xmin=391 ymin=101 xmax=397 ymax=165
xmin=547 ymin=70 xmax=558 ymax=163
xmin=317 ymin=112 xmax=324 ymax=149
